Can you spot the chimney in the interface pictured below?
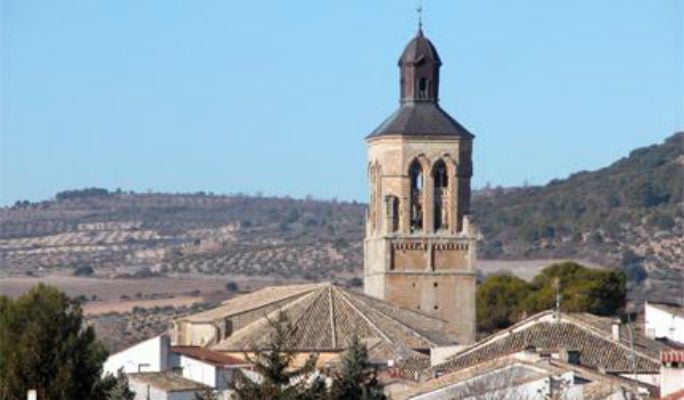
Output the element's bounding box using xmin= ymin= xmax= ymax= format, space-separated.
xmin=661 ymin=350 xmax=684 ymax=397
xmin=611 ymin=319 xmax=621 ymax=341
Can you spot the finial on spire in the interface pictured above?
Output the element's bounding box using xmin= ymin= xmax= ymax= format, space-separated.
xmin=416 ymin=1 xmax=423 ymax=34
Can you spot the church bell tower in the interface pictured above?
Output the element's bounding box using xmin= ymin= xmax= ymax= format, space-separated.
xmin=364 ymin=27 xmax=477 ymax=344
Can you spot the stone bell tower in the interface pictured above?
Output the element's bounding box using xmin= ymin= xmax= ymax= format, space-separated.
xmin=364 ymin=27 xmax=477 ymax=344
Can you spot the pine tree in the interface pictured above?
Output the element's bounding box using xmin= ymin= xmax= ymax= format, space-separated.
xmin=0 ymin=284 xmax=110 ymax=400
xmin=231 ymin=312 xmax=322 ymax=400
xmin=329 ymin=335 xmax=386 ymax=400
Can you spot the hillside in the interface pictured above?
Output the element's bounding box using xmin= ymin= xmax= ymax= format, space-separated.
xmin=473 ymin=132 xmax=683 ymax=302
xmin=1 ymin=132 xmax=682 ymax=302
xmin=1 ymin=194 xmax=365 ymax=281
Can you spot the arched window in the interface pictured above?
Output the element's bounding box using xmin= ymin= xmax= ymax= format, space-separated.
xmin=418 ymin=78 xmax=427 ymax=99
xmin=409 ymin=160 xmax=424 ymax=232
xmin=432 ymin=160 xmax=449 ymax=230
xmin=433 ymin=160 xmax=448 ymax=188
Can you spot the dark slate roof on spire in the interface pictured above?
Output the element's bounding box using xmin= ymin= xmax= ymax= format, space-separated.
xmin=367 ymin=102 xmax=474 ymax=139
xmin=399 ymin=28 xmax=442 ymax=66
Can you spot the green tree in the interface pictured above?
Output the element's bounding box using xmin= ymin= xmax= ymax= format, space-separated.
xmin=104 ymin=368 xmax=135 ymax=400
xmin=476 ymin=274 xmax=534 ymax=333
xmin=329 ymin=335 xmax=386 ymax=400
xmin=0 ymin=284 xmax=109 ymax=400
xmin=523 ymin=262 xmax=626 ymax=316
xmin=476 ymin=262 xmax=627 ymax=334
xmin=231 ymin=312 xmax=322 ymax=400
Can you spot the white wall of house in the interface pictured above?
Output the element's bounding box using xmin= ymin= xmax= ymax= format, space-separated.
xmin=103 ymin=335 xmax=169 ymax=376
xmin=661 ymin=364 xmax=684 ymax=397
xmin=644 ymin=303 xmax=684 ymax=344
xmin=177 ymin=355 xmax=253 ymax=391
xmin=178 ymin=355 xmax=217 ymax=387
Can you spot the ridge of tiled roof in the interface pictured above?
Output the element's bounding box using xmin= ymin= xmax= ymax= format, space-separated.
xmin=367 ymin=102 xmax=473 ymax=139
xmin=179 ymin=283 xmax=325 ymax=323
xmin=435 ymin=310 xmax=665 ymax=374
xmin=207 ymin=283 xmax=453 ymax=354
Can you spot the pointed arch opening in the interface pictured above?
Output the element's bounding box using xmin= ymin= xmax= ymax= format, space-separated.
xmin=409 ymin=160 xmax=424 ymax=232
xmin=432 ymin=159 xmax=449 ymax=231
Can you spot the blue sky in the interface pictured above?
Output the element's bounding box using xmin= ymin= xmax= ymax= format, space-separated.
xmin=1 ymin=0 xmax=682 ymax=205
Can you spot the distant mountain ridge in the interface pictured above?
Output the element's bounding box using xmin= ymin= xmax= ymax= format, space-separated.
xmin=1 ymin=132 xmax=682 ymax=302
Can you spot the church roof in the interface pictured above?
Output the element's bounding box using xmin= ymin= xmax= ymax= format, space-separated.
xmin=433 ymin=310 xmax=673 ymax=375
xmin=182 ymin=282 xmax=456 ymax=356
xmin=367 ymin=102 xmax=474 ymax=139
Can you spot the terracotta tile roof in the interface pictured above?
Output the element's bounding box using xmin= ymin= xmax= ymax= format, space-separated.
xmin=179 ymin=283 xmax=324 ymax=323
xmin=569 ymin=312 xmax=669 ymax=358
xmin=436 ymin=311 xmax=666 ymax=374
xmin=171 ymin=346 xmax=249 ymax=367
xmin=201 ymin=283 xmax=453 ymax=356
xmin=128 ymin=371 xmax=209 ymax=392
xmin=662 ymin=349 xmax=684 ymax=363
xmin=398 ymin=354 xmax=655 ymax=400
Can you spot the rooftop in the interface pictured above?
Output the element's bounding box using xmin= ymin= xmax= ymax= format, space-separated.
xmin=398 ymin=353 xmax=656 ymax=400
xmin=434 ymin=310 xmax=674 ymax=374
xmin=208 ymin=283 xmax=454 ymax=353
xmin=171 ymin=346 xmax=249 ymax=367
xmin=367 ymin=102 xmax=473 ymax=139
xmin=128 ymin=371 xmax=209 ymax=392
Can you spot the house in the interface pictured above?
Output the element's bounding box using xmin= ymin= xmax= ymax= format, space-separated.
xmin=430 ymin=310 xmax=678 ymax=387
xmin=170 ymin=346 xmax=256 ymax=390
xmin=104 ymin=335 xmax=169 ymax=375
xmin=645 ymin=302 xmax=684 ymax=345
xmin=393 ymin=351 xmax=657 ymax=400
xmin=102 ymin=335 xmax=255 ymax=398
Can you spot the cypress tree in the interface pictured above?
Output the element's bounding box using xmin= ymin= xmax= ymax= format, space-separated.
xmin=329 ymin=335 xmax=386 ymax=400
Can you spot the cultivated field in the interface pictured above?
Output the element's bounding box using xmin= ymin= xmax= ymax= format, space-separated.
xmin=0 ymin=273 xmax=305 ymax=303
xmin=82 ymin=296 xmax=203 ymax=315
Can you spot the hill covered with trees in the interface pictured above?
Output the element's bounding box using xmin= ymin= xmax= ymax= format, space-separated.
xmin=1 ymin=132 xmax=681 ymax=303
xmin=473 ymin=132 xmax=683 ymax=303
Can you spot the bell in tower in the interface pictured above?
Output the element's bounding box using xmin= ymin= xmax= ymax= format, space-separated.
xmin=363 ymin=27 xmax=477 ymax=345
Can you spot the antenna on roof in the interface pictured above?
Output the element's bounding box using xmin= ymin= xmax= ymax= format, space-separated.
xmin=553 ymin=277 xmax=562 ymax=322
